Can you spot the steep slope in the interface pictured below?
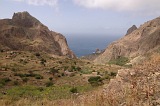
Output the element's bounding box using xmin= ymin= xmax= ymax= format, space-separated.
xmin=0 ymin=11 xmax=75 ymax=58
xmin=95 ymin=17 xmax=160 ymax=64
xmin=102 ymin=53 xmax=160 ymax=106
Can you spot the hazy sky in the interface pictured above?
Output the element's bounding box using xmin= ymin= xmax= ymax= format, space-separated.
xmin=0 ymin=0 xmax=160 ymax=36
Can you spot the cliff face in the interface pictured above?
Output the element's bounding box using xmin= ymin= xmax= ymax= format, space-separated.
xmin=0 ymin=11 xmax=75 ymax=58
xmin=94 ymin=17 xmax=160 ymax=64
xmin=125 ymin=25 xmax=137 ymax=35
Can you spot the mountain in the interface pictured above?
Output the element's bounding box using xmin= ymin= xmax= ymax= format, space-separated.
xmin=0 ymin=11 xmax=75 ymax=58
xmin=94 ymin=16 xmax=160 ymax=64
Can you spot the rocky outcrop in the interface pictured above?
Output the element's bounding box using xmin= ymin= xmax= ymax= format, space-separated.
xmin=95 ymin=17 xmax=160 ymax=64
xmin=125 ymin=25 xmax=137 ymax=35
xmin=0 ymin=11 xmax=75 ymax=58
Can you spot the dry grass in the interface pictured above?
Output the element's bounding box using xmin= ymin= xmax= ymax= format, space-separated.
xmin=1 ymin=51 xmax=159 ymax=106
xmin=102 ymin=53 xmax=160 ymax=106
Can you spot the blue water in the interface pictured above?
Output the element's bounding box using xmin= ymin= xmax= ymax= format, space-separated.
xmin=66 ymin=35 xmax=121 ymax=57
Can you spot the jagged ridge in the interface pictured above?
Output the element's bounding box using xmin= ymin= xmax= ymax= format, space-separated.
xmin=95 ymin=16 xmax=160 ymax=64
xmin=0 ymin=11 xmax=75 ymax=58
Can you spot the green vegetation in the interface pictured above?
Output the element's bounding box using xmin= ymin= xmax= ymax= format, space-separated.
xmin=14 ymin=73 xmax=43 ymax=79
xmin=0 ymin=78 xmax=11 ymax=87
xmin=88 ymin=76 xmax=103 ymax=86
xmin=35 ymin=74 xmax=43 ymax=79
xmin=0 ymin=51 xmax=121 ymax=104
xmin=35 ymin=52 xmax=40 ymax=57
xmin=22 ymin=77 xmax=29 ymax=83
xmin=110 ymin=72 xmax=117 ymax=76
xmin=108 ymin=56 xmax=129 ymax=66
xmin=45 ymin=81 xmax=54 ymax=87
xmin=1 ymin=84 xmax=93 ymax=100
xmin=50 ymin=67 xmax=59 ymax=75
xmin=80 ymin=69 xmax=92 ymax=74
xmin=70 ymin=87 xmax=78 ymax=93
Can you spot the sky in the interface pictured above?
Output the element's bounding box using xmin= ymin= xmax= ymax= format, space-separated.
xmin=0 ymin=0 xmax=160 ymax=36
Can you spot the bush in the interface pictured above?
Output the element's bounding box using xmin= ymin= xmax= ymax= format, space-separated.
xmin=22 ymin=77 xmax=28 ymax=83
xmin=40 ymin=58 xmax=46 ymax=65
xmin=45 ymin=81 xmax=53 ymax=87
xmin=14 ymin=73 xmax=43 ymax=79
xmin=13 ymin=81 xmax=19 ymax=86
xmin=70 ymin=87 xmax=78 ymax=93
xmin=108 ymin=56 xmax=129 ymax=66
xmin=88 ymin=76 xmax=103 ymax=86
xmin=49 ymin=77 xmax=53 ymax=81
xmin=61 ymin=73 xmax=65 ymax=76
xmin=35 ymin=74 xmax=43 ymax=79
xmin=35 ymin=53 xmax=40 ymax=57
xmin=110 ymin=72 xmax=117 ymax=76
xmin=0 ymin=78 xmax=11 ymax=87
xmin=50 ymin=67 xmax=59 ymax=75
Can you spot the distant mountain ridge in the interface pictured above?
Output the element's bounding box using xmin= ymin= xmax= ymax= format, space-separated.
xmin=95 ymin=16 xmax=160 ymax=64
xmin=0 ymin=11 xmax=75 ymax=58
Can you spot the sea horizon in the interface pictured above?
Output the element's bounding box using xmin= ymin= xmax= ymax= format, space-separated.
xmin=66 ymin=34 xmax=122 ymax=57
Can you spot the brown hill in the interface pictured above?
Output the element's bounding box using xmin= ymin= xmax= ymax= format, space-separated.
xmin=95 ymin=16 xmax=160 ymax=64
xmin=0 ymin=11 xmax=75 ymax=58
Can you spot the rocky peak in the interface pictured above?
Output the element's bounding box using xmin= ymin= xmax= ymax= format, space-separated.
xmin=12 ymin=11 xmax=41 ymax=27
xmin=0 ymin=11 xmax=76 ymax=58
xmin=125 ymin=25 xmax=137 ymax=35
xmin=94 ymin=16 xmax=160 ymax=64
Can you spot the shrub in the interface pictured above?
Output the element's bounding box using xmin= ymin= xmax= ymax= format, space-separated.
xmin=40 ymin=58 xmax=46 ymax=65
xmin=61 ymin=73 xmax=65 ymax=76
xmin=50 ymin=67 xmax=59 ymax=75
xmin=88 ymin=76 xmax=103 ymax=86
xmin=76 ymin=66 xmax=81 ymax=71
xmin=0 ymin=78 xmax=11 ymax=87
xmin=13 ymin=81 xmax=19 ymax=86
xmin=110 ymin=72 xmax=117 ymax=76
xmin=104 ymin=75 xmax=110 ymax=79
xmin=22 ymin=77 xmax=28 ymax=83
xmin=11 ymin=68 xmax=18 ymax=72
xmin=49 ymin=77 xmax=53 ymax=81
xmin=35 ymin=74 xmax=43 ymax=79
xmin=45 ymin=81 xmax=53 ymax=87
xmin=35 ymin=53 xmax=40 ymax=57
xmin=38 ymin=87 xmax=44 ymax=92
xmin=70 ymin=87 xmax=78 ymax=93
xmin=0 ymin=49 xmax=4 ymax=52
xmin=108 ymin=56 xmax=129 ymax=66
xmin=71 ymin=65 xmax=76 ymax=71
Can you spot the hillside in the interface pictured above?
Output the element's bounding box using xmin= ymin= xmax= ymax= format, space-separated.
xmin=95 ymin=16 xmax=160 ymax=64
xmin=0 ymin=11 xmax=75 ymax=58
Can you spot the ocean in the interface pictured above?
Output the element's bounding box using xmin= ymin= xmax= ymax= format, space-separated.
xmin=66 ymin=35 xmax=121 ymax=57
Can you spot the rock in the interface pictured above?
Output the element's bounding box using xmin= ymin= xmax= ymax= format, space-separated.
xmin=0 ymin=11 xmax=75 ymax=58
xmin=125 ymin=25 xmax=137 ymax=35
xmin=94 ymin=16 xmax=160 ymax=64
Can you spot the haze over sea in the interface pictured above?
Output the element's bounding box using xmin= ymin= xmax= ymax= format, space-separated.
xmin=66 ymin=34 xmax=122 ymax=57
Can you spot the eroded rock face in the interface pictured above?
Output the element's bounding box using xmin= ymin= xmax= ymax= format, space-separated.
xmin=95 ymin=17 xmax=160 ymax=64
xmin=0 ymin=11 xmax=75 ymax=58
xmin=126 ymin=25 xmax=137 ymax=35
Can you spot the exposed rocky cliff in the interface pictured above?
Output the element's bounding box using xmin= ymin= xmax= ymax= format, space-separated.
xmin=95 ymin=17 xmax=160 ymax=64
xmin=0 ymin=11 xmax=75 ymax=58
xmin=125 ymin=25 xmax=137 ymax=35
